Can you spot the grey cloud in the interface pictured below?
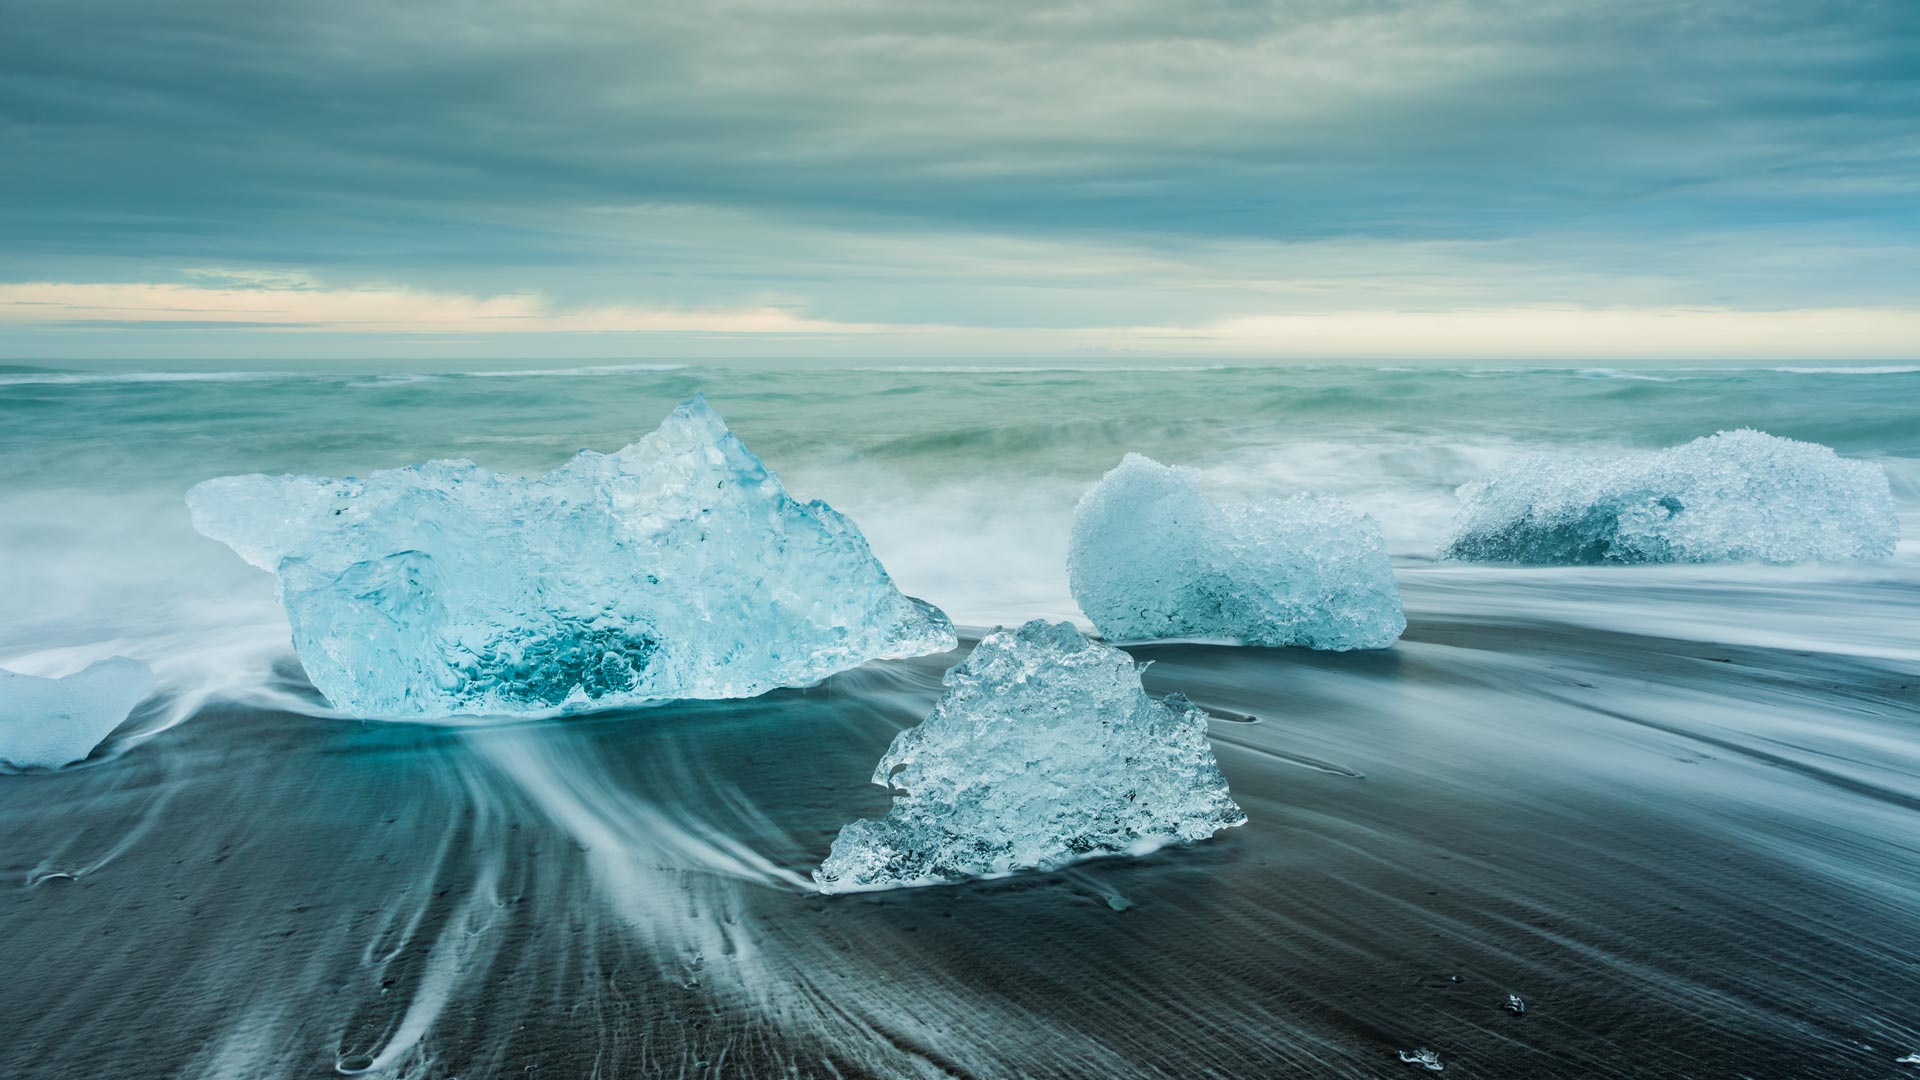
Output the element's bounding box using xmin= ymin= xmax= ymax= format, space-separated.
xmin=0 ymin=0 xmax=1915 ymax=340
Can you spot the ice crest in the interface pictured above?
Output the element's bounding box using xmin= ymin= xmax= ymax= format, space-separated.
xmin=0 ymin=658 xmax=154 ymax=770
xmin=814 ymin=620 xmax=1246 ymax=894
xmin=1068 ymin=453 xmax=1405 ymax=650
xmin=1398 ymin=1048 xmax=1444 ymax=1071
xmin=188 ymin=396 xmax=956 ymax=719
xmin=1444 ymin=429 xmax=1899 ymax=565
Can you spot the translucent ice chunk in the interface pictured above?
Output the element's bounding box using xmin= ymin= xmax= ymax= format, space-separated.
xmin=1068 ymin=453 xmax=1404 ymax=650
xmin=188 ymin=396 xmax=956 ymax=719
xmin=0 ymin=657 xmax=154 ymax=770
xmin=1398 ymin=1048 xmax=1444 ymax=1071
xmin=814 ymin=620 xmax=1245 ymax=893
xmin=1444 ymin=429 xmax=1898 ymax=565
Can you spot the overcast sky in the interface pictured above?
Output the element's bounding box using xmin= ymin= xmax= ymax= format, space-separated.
xmin=3 ymin=0 xmax=1916 ymax=360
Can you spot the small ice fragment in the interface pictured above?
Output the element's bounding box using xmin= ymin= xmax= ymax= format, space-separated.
xmin=1444 ymin=429 xmax=1898 ymax=565
xmin=1105 ymin=894 xmax=1133 ymax=912
xmin=1505 ymin=992 xmax=1526 ymax=1014
xmin=814 ymin=620 xmax=1246 ymax=893
xmin=1898 ymin=1052 xmax=1920 ymax=1066
xmin=0 ymin=657 xmax=154 ymax=770
xmin=188 ymin=396 xmax=956 ymax=719
xmin=1068 ymin=453 xmax=1404 ymax=649
xmin=1398 ymin=1048 xmax=1444 ymax=1071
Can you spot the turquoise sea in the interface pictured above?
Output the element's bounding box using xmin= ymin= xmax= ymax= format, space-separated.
xmin=3 ymin=360 xmax=1918 ymax=1077
xmin=3 ymin=360 xmax=1915 ymax=668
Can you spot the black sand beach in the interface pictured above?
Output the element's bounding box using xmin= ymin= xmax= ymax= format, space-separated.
xmin=8 ymin=567 xmax=1917 ymax=1079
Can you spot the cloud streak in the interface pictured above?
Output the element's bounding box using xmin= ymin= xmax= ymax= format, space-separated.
xmin=0 ymin=278 xmax=881 ymax=335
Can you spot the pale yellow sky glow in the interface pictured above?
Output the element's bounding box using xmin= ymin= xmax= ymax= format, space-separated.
xmin=5 ymin=277 xmax=1917 ymax=360
xmin=0 ymin=279 xmax=883 ymax=336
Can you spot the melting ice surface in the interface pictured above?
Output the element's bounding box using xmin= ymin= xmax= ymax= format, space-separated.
xmin=187 ymin=396 xmax=956 ymax=719
xmin=1398 ymin=1048 xmax=1445 ymax=1071
xmin=0 ymin=658 xmax=154 ymax=769
xmin=1444 ymin=429 xmax=1899 ymax=565
xmin=815 ymin=620 xmax=1245 ymax=893
xmin=1068 ymin=453 xmax=1404 ymax=650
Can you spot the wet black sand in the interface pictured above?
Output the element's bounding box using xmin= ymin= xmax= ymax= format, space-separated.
xmin=5 ymin=574 xmax=1920 ymax=1079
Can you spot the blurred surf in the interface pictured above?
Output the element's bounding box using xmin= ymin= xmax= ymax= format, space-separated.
xmin=5 ymin=360 xmax=1914 ymax=703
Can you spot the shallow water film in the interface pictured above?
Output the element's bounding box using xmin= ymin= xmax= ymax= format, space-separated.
xmin=3 ymin=361 xmax=1919 ymax=1078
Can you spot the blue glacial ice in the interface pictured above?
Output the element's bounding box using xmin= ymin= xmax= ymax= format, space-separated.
xmin=1443 ymin=429 xmax=1899 ymax=565
xmin=0 ymin=658 xmax=154 ymax=770
xmin=187 ymin=396 xmax=956 ymax=719
xmin=814 ymin=620 xmax=1245 ymax=893
xmin=1068 ymin=453 xmax=1404 ymax=650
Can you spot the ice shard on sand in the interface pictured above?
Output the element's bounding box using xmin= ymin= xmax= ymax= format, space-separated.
xmin=0 ymin=657 xmax=154 ymax=770
xmin=815 ymin=620 xmax=1245 ymax=893
xmin=1444 ymin=429 xmax=1898 ymax=565
xmin=189 ymin=396 xmax=955 ymax=719
xmin=1069 ymin=453 xmax=1404 ymax=650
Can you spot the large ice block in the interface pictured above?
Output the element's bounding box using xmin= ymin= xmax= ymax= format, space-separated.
xmin=815 ymin=620 xmax=1245 ymax=893
xmin=1443 ymin=429 xmax=1899 ymax=565
xmin=1068 ymin=453 xmax=1404 ymax=650
xmin=0 ymin=657 xmax=154 ymax=770
xmin=188 ymin=396 xmax=956 ymax=718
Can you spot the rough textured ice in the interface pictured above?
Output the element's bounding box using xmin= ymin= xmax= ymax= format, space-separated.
xmin=1398 ymin=1048 xmax=1445 ymax=1071
xmin=188 ymin=396 xmax=956 ymax=719
xmin=0 ymin=658 xmax=154 ymax=770
xmin=1068 ymin=453 xmax=1405 ymax=650
xmin=814 ymin=620 xmax=1245 ymax=893
xmin=1443 ymin=429 xmax=1898 ymax=565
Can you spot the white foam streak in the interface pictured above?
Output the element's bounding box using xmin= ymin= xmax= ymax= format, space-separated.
xmin=455 ymin=363 xmax=691 ymax=377
xmin=1400 ymin=560 xmax=1920 ymax=662
xmin=26 ymin=782 xmax=179 ymax=884
xmin=1769 ymin=365 xmax=1920 ymax=375
xmin=357 ymin=863 xmax=504 ymax=1077
xmin=476 ymin=729 xmax=811 ymax=894
xmin=0 ymin=370 xmax=296 ymax=386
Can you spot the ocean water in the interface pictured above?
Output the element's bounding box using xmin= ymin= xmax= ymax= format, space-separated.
xmin=2 ymin=360 xmax=1918 ymax=1077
